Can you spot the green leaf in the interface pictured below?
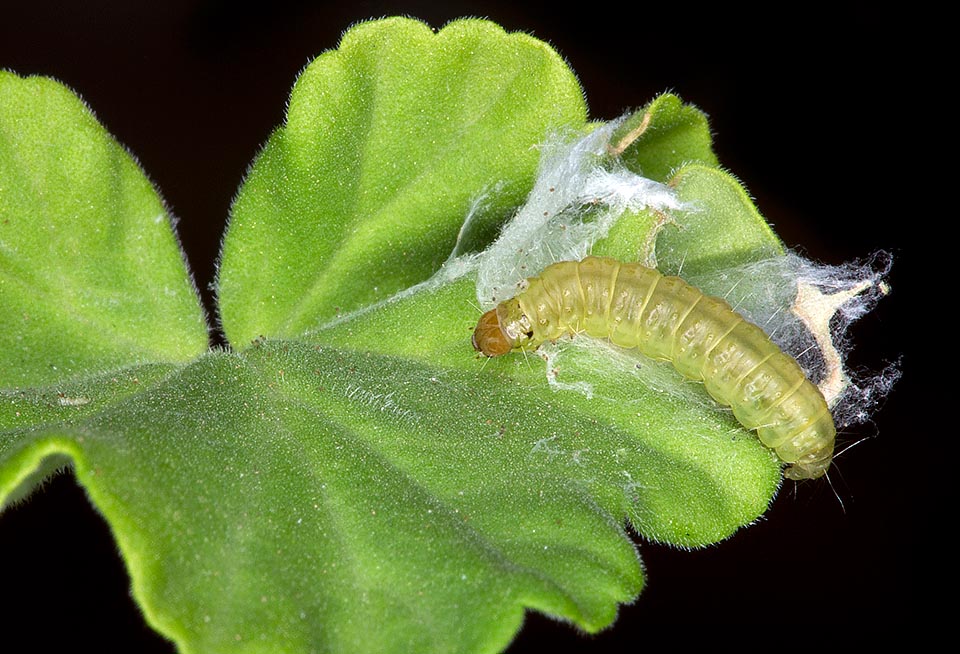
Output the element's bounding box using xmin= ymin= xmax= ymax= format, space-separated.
xmin=659 ymin=164 xmax=784 ymax=276
xmin=3 ymin=347 xmax=645 ymax=652
xmin=217 ymin=17 xmax=587 ymax=347
xmin=2 ymin=17 xmax=803 ymax=654
xmin=0 ymin=73 xmax=209 ymax=387
xmin=608 ymin=93 xmax=719 ymax=181
xmin=594 ymin=163 xmax=783 ymax=274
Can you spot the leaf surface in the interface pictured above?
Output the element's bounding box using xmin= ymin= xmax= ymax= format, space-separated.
xmin=217 ymin=17 xmax=588 ymax=346
xmin=0 ymin=72 xmax=208 ymax=387
xmin=2 ymin=18 xmax=793 ymax=654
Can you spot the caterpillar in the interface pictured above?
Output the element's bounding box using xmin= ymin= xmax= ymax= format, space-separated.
xmin=472 ymin=255 xmax=835 ymax=480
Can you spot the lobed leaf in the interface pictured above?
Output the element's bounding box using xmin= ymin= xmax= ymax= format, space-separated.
xmin=216 ymin=17 xmax=587 ymax=346
xmin=2 ymin=17 xmax=803 ymax=654
xmin=0 ymin=72 xmax=209 ymax=387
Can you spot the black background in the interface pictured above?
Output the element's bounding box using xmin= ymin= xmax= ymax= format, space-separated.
xmin=2 ymin=2 xmax=923 ymax=650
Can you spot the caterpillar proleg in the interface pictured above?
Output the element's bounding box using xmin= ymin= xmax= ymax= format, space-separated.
xmin=472 ymin=256 xmax=835 ymax=480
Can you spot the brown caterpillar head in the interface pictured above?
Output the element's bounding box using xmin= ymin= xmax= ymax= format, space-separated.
xmin=472 ymin=299 xmax=534 ymax=357
xmin=472 ymin=308 xmax=514 ymax=357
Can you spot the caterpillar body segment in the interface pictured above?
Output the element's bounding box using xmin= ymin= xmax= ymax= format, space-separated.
xmin=472 ymin=256 xmax=835 ymax=480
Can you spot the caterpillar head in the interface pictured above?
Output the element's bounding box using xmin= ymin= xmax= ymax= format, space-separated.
xmin=472 ymin=298 xmax=534 ymax=357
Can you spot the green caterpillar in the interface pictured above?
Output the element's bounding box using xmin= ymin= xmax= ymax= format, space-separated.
xmin=472 ymin=255 xmax=835 ymax=480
